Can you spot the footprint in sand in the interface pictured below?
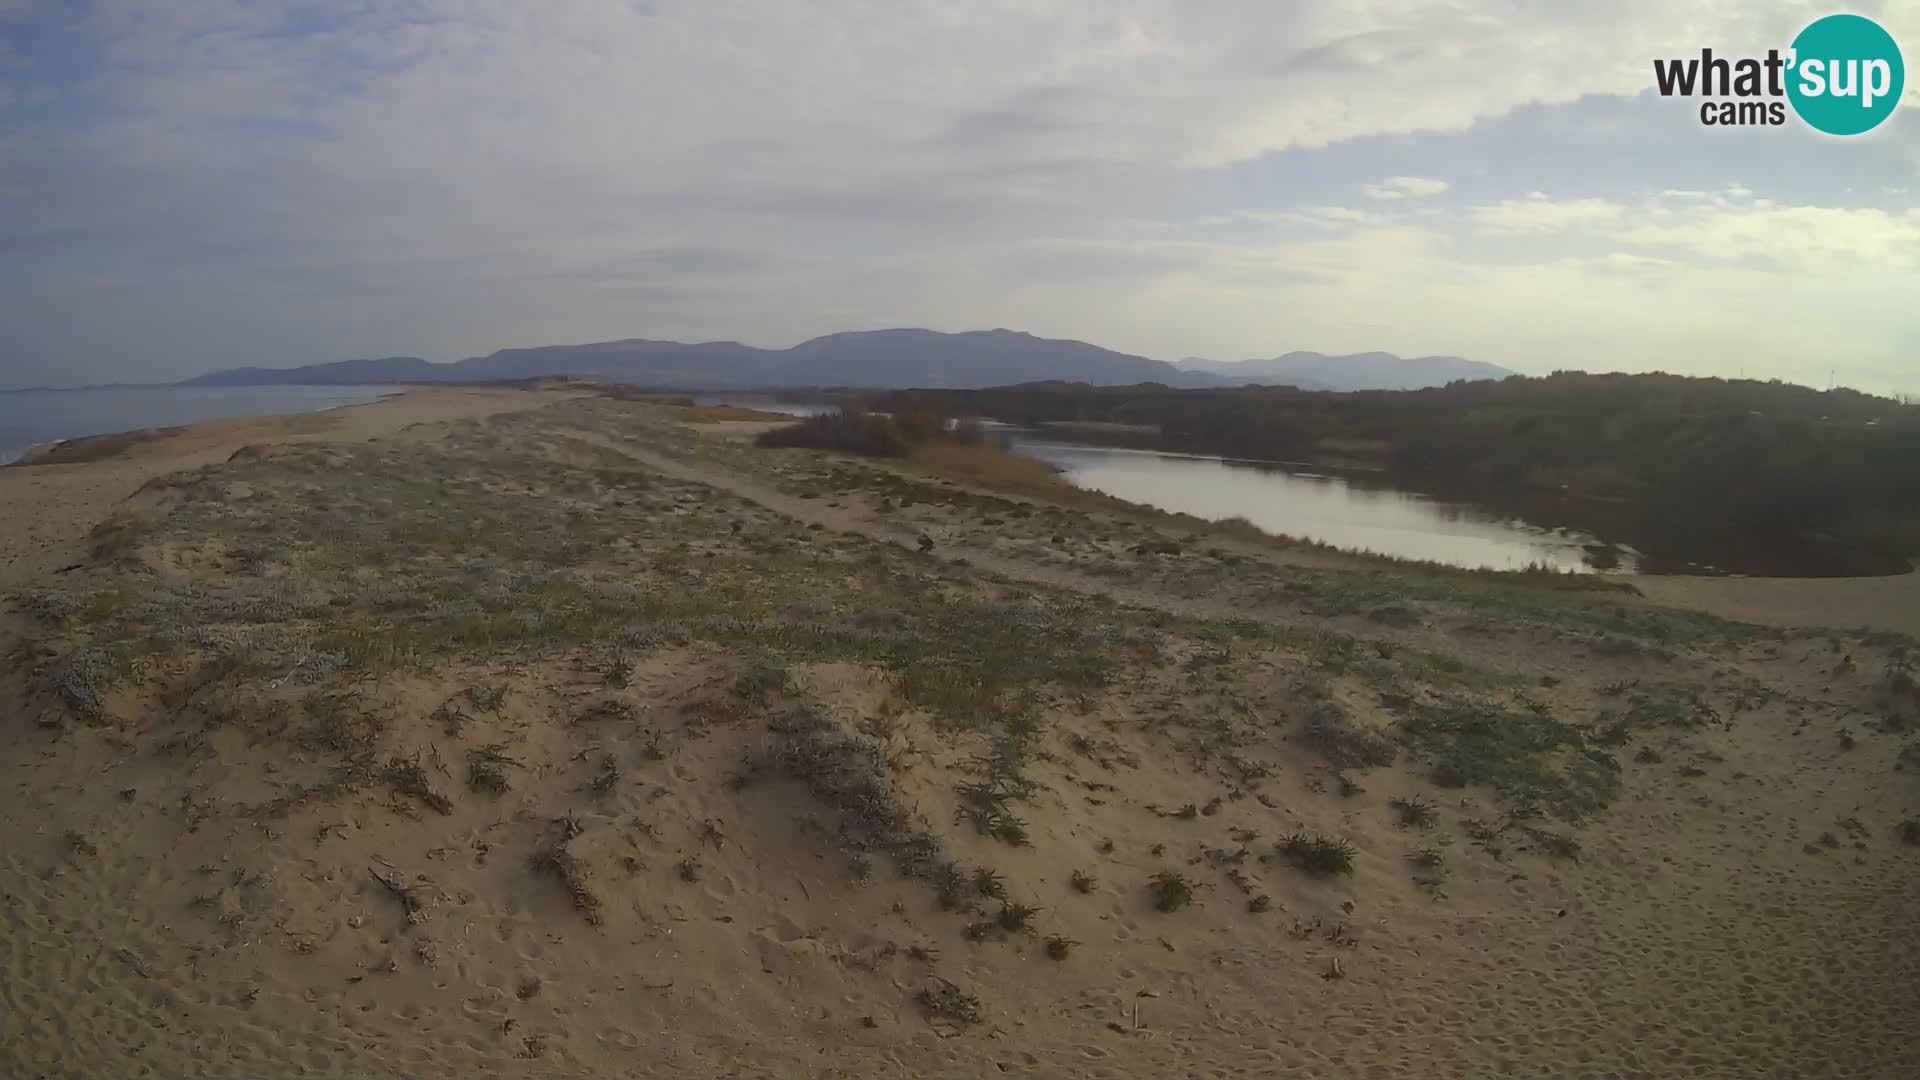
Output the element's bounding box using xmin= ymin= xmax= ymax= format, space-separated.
xmin=598 ymin=1027 xmax=641 ymax=1050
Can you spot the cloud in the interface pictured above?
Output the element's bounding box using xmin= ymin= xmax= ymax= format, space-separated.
xmin=0 ymin=0 xmax=1917 ymax=393
xmin=1471 ymin=198 xmax=1627 ymax=235
xmin=1618 ymin=202 xmax=1920 ymax=274
xmin=1364 ymin=176 xmax=1450 ymax=200
xmin=1467 ymin=187 xmax=1920 ymax=275
xmin=1245 ymin=206 xmax=1397 ymax=230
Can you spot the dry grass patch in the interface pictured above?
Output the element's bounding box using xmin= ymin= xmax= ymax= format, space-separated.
xmin=903 ymin=441 xmax=1122 ymax=511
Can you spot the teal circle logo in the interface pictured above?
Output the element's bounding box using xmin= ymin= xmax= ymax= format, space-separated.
xmin=1786 ymin=14 xmax=1904 ymax=135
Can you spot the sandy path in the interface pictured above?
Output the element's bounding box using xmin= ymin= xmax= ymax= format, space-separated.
xmin=0 ymin=387 xmax=576 ymax=590
xmin=1634 ymin=569 xmax=1920 ymax=638
xmin=562 ymin=430 xmax=1241 ymax=622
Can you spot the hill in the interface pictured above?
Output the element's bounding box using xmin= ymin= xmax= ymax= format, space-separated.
xmin=183 ymin=329 xmax=1225 ymax=391
xmin=1177 ymin=351 xmax=1515 ymax=391
xmin=181 ymin=332 xmax=1515 ymax=393
xmin=181 ymin=356 xmax=445 ymax=386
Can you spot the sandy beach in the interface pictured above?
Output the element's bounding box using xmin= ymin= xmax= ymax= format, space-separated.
xmin=2 ymin=393 xmax=1916 ymax=1079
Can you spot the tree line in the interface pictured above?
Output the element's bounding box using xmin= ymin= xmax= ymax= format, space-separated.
xmin=876 ymin=373 xmax=1920 ymax=575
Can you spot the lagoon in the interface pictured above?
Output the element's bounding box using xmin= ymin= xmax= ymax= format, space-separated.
xmin=1009 ymin=437 xmax=1635 ymax=574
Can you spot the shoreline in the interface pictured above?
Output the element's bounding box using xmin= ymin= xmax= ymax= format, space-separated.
xmin=696 ymin=412 xmax=1920 ymax=639
xmin=1003 ymin=432 xmax=1911 ymax=581
xmin=1 ymin=385 xmax=409 ymax=467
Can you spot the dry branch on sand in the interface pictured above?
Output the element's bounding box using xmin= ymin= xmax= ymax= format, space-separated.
xmin=368 ymin=866 xmax=427 ymax=925
xmin=530 ymin=822 xmax=603 ymax=924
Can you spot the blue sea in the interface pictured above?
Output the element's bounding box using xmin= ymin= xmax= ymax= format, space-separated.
xmin=0 ymin=385 xmax=399 ymax=463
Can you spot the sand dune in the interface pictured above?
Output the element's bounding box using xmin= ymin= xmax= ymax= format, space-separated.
xmin=0 ymin=387 xmax=574 ymax=590
xmin=2 ymin=396 xmax=1916 ymax=1078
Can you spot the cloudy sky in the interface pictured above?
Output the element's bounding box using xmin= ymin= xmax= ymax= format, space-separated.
xmin=1 ymin=1 xmax=1916 ymax=391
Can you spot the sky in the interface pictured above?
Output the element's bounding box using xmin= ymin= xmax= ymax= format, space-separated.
xmin=1 ymin=1 xmax=1917 ymax=393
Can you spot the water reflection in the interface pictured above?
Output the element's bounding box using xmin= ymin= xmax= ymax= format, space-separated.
xmin=1011 ymin=439 xmax=1634 ymax=574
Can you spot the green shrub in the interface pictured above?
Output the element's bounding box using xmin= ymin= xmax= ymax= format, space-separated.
xmin=1149 ymin=871 xmax=1193 ymax=912
xmin=1277 ymin=833 xmax=1357 ymax=876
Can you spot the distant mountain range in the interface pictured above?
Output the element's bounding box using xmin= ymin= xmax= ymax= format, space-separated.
xmin=180 ymin=329 xmax=1515 ymax=393
xmin=1175 ymin=352 xmax=1516 ymax=392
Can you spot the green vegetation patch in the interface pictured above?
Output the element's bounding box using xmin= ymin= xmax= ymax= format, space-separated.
xmin=1592 ymin=679 xmax=1723 ymax=742
xmin=17 ymin=419 xmax=1139 ymax=742
xmin=1397 ymin=699 xmax=1622 ymax=823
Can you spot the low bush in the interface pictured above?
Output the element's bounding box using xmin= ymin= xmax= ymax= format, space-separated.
xmin=757 ymin=408 xmax=914 ymax=458
xmin=1149 ymin=870 xmax=1193 ymax=912
xmin=1277 ymin=832 xmax=1357 ymax=876
xmin=756 ymin=405 xmax=994 ymax=461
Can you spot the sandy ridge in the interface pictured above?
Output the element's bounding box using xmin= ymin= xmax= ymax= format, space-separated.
xmin=0 ymin=387 xmax=577 ymax=589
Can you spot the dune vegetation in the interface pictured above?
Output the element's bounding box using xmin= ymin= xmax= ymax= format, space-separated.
xmin=2 ymin=393 xmax=1916 ymax=1078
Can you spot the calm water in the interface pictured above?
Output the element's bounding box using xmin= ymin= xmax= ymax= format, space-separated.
xmin=0 ymin=385 xmax=399 ymax=463
xmin=1010 ymin=438 xmax=1636 ymax=574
